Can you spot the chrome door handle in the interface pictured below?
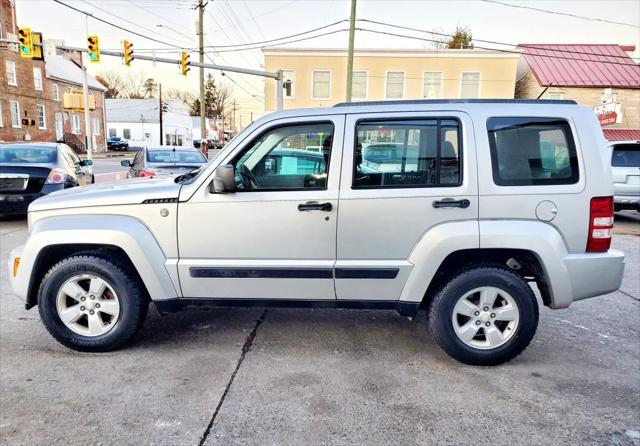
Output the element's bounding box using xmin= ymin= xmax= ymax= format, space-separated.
xmin=433 ymin=198 xmax=470 ymax=209
xmin=298 ymin=201 xmax=333 ymax=212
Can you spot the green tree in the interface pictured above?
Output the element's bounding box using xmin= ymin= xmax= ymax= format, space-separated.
xmin=143 ymin=78 xmax=158 ymax=98
xmin=447 ymin=26 xmax=473 ymax=49
xmin=189 ymin=74 xmax=233 ymax=118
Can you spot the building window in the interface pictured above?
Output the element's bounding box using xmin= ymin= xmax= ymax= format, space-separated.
xmin=123 ymin=128 xmax=131 ymax=139
xmin=109 ymin=128 xmax=116 ymax=137
xmin=385 ymin=71 xmax=405 ymax=99
xmin=460 ymin=72 xmax=480 ymax=99
xmin=312 ymin=70 xmax=331 ymax=99
xmin=92 ymin=117 xmax=100 ymax=135
xmin=37 ymin=104 xmax=46 ymax=129
xmin=53 ymin=84 xmax=60 ymax=101
xmin=280 ymin=70 xmax=295 ymax=99
xmin=71 ymin=114 xmax=81 ymax=134
xmin=423 ymin=72 xmax=443 ymax=99
xmin=33 ymin=67 xmax=43 ymax=91
xmin=548 ymin=92 xmax=564 ymax=100
xmin=6 ymin=60 xmax=17 ymax=86
xmin=0 ymin=102 xmax=3 ymax=127
xmin=10 ymin=101 xmax=20 ymax=127
xmin=351 ymin=71 xmax=367 ymax=100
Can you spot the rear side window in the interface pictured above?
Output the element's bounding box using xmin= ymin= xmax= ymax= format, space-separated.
xmin=353 ymin=119 xmax=461 ymax=188
xmin=611 ymin=143 xmax=640 ymax=167
xmin=487 ymin=117 xmax=579 ymax=186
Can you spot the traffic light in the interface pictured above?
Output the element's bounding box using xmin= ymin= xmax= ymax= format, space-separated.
xmin=180 ymin=51 xmax=190 ymax=76
xmin=18 ymin=27 xmax=34 ymax=59
xmin=122 ymin=40 xmax=134 ymax=66
xmin=87 ymin=35 xmax=100 ymax=63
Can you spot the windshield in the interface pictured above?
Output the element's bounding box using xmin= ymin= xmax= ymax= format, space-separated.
xmin=109 ymin=137 xmax=122 ymax=141
xmin=612 ymin=144 xmax=640 ymax=167
xmin=147 ymin=150 xmax=206 ymax=164
xmin=0 ymin=146 xmax=57 ymax=163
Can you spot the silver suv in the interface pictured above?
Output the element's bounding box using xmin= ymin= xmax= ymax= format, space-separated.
xmin=610 ymin=141 xmax=640 ymax=212
xmin=8 ymin=100 xmax=625 ymax=365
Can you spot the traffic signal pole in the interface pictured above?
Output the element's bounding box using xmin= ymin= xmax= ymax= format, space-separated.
xmin=82 ymin=14 xmax=93 ymax=158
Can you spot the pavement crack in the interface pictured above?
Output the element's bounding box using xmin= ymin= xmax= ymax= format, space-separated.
xmin=618 ymin=288 xmax=640 ymax=302
xmin=197 ymin=309 xmax=267 ymax=446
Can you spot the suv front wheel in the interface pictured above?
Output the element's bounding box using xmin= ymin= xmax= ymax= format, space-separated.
xmin=38 ymin=255 xmax=148 ymax=352
xmin=428 ymin=267 xmax=539 ymax=366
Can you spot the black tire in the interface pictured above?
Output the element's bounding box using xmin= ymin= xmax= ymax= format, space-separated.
xmin=37 ymin=255 xmax=148 ymax=352
xmin=428 ymin=266 xmax=538 ymax=366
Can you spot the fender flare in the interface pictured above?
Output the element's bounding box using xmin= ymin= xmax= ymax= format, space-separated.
xmin=17 ymin=215 xmax=179 ymax=303
xmin=399 ymin=220 xmax=480 ymax=303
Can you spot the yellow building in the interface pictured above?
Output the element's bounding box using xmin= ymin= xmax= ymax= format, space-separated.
xmin=263 ymin=48 xmax=520 ymax=111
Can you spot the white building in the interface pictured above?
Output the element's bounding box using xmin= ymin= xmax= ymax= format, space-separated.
xmin=105 ymin=99 xmax=193 ymax=148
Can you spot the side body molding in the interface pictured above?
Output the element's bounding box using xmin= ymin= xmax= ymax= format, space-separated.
xmin=16 ymin=215 xmax=179 ymax=302
xmin=479 ymin=220 xmax=572 ymax=308
xmin=399 ymin=221 xmax=480 ymax=303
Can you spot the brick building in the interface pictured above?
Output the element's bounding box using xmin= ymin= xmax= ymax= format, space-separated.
xmin=0 ymin=0 xmax=107 ymax=151
xmin=516 ymin=44 xmax=640 ymax=141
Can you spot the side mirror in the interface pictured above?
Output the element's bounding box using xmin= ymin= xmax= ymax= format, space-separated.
xmin=120 ymin=160 xmax=131 ymax=167
xmin=211 ymin=164 xmax=236 ymax=193
xmin=81 ymin=159 xmax=93 ymax=167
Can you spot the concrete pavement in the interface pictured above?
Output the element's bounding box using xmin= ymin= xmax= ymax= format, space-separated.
xmin=1 ymin=217 xmax=638 ymax=446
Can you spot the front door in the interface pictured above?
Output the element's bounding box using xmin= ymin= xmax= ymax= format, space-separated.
xmin=177 ymin=115 xmax=344 ymax=300
xmin=55 ymin=113 xmax=64 ymax=141
xmin=335 ymin=112 xmax=478 ymax=301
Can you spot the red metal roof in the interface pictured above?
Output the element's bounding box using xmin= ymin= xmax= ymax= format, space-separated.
xmin=519 ymin=44 xmax=640 ymax=88
xmin=602 ymin=129 xmax=640 ymax=141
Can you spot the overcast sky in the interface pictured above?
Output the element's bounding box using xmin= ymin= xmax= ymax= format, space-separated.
xmin=15 ymin=0 xmax=640 ymax=121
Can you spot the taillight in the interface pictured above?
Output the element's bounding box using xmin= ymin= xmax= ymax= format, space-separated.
xmin=45 ymin=168 xmax=67 ymax=184
xmin=586 ymin=196 xmax=614 ymax=252
xmin=139 ymin=170 xmax=156 ymax=178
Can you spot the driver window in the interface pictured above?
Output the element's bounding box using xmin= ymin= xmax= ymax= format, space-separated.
xmin=232 ymin=122 xmax=334 ymax=191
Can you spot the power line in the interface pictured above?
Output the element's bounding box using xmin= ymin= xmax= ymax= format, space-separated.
xmin=356 ymin=28 xmax=640 ymax=68
xmin=480 ymin=0 xmax=640 ymax=29
xmin=52 ymin=0 xmax=184 ymax=48
xmin=359 ymin=19 xmax=640 ymax=62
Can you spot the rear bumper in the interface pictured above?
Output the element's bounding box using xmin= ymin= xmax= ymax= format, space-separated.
xmin=613 ymin=194 xmax=640 ymax=210
xmin=563 ymin=249 xmax=625 ymax=304
xmin=0 ymin=185 xmax=64 ymax=215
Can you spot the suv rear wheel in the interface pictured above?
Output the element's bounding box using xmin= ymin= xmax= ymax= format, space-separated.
xmin=428 ymin=267 xmax=538 ymax=366
xmin=38 ymin=255 xmax=148 ymax=352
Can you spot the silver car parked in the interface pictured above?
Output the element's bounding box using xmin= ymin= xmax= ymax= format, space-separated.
xmin=121 ymin=146 xmax=207 ymax=178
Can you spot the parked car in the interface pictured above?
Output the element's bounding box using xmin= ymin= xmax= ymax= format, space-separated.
xmin=106 ymin=136 xmax=129 ymax=152
xmin=120 ymin=146 xmax=207 ymax=178
xmin=8 ymin=99 xmax=624 ymax=365
xmin=610 ymin=140 xmax=639 ymax=212
xmin=0 ymin=142 xmax=93 ymax=216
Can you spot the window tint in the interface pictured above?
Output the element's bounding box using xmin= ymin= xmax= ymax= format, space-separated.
xmin=487 ymin=117 xmax=579 ymax=186
xmin=232 ymin=123 xmax=334 ymax=191
xmin=612 ymin=143 xmax=640 ymax=167
xmin=147 ymin=150 xmax=206 ymax=163
xmin=353 ymin=119 xmax=461 ymax=188
xmin=0 ymin=146 xmax=57 ymax=163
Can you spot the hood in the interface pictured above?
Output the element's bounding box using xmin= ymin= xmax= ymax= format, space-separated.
xmin=29 ymin=176 xmax=181 ymax=212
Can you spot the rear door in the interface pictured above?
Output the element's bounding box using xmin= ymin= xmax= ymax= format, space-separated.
xmin=335 ymin=111 xmax=478 ymax=301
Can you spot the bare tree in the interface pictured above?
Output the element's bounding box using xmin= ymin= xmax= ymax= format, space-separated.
xmin=95 ymin=71 xmax=124 ymax=98
xmin=427 ymin=27 xmax=449 ymax=50
xmin=123 ymin=73 xmax=147 ymax=99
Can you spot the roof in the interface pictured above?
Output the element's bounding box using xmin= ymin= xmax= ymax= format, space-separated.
xmin=602 ymin=129 xmax=640 ymax=141
xmin=45 ymin=57 xmax=106 ymax=91
xmin=518 ymin=44 xmax=640 ymax=88
xmin=106 ymin=99 xmax=160 ymax=123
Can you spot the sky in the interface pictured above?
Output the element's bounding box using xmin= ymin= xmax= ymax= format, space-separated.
xmin=14 ymin=0 xmax=640 ymax=124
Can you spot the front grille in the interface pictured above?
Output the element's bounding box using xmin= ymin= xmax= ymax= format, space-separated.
xmin=0 ymin=176 xmax=28 ymax=192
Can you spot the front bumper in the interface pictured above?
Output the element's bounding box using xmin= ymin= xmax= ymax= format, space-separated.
xmin=564 ymin=249 xmax=625 ymax=304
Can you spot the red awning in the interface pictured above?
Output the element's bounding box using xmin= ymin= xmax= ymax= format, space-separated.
xmin=602 ymin=129 xmax=640 ymax=141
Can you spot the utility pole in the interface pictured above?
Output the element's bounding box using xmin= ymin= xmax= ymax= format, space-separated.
xmin=159 ymin=83 xmax=164 ymax=145
xmin=345 ymin=0 xmax=357 ymax=102
xmin=81 ymin=14 xmax=93 ymax=158
xmin=198 ymin=1 xmax=206 ymax=141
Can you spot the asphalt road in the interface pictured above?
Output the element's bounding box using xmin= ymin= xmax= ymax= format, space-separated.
xmin=1 ymin=217 xmax=638 ymax=446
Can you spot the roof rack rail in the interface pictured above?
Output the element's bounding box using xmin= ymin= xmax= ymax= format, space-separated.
xmin=333 ymin=99 xmax=578 ymax=107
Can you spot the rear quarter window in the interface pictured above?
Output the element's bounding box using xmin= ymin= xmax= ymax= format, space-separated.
xmin=487 ymin=117 xmax=579 ymax=186
xmin=611 ymin=143 xmax=640 ymax=167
